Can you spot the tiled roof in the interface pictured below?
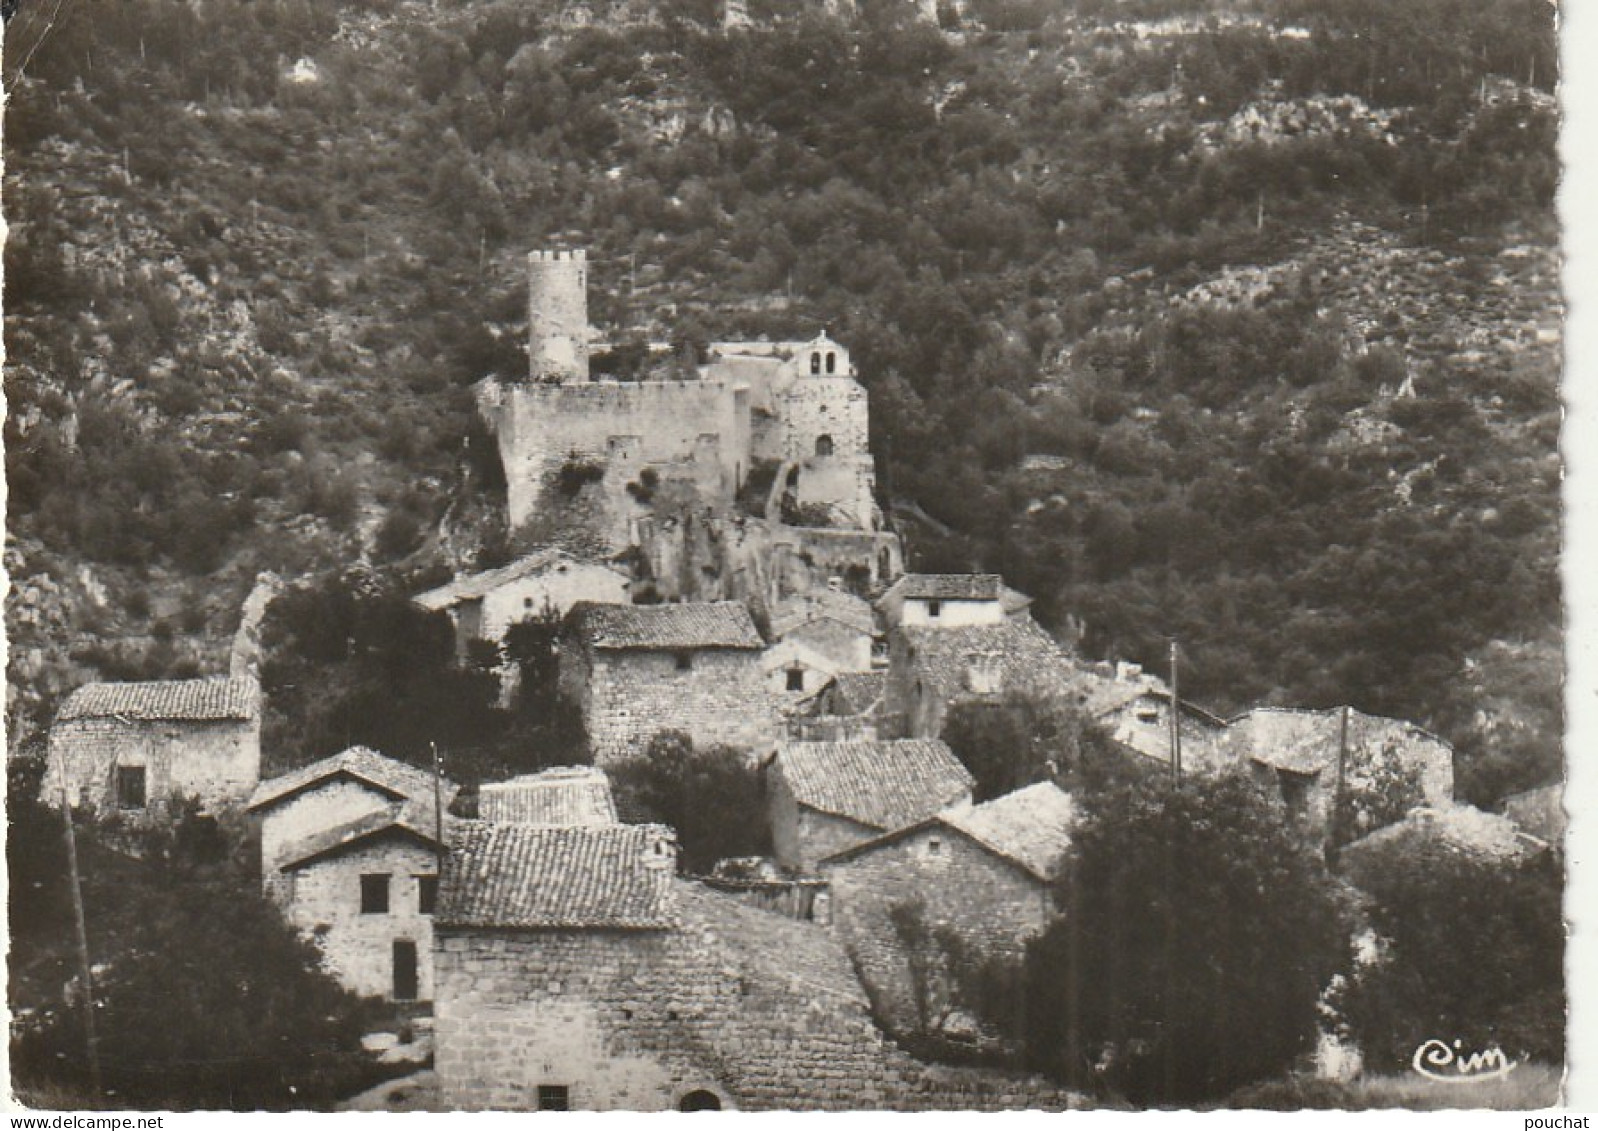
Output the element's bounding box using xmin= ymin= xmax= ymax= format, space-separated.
xmin=940 ymin=782 xmax=1077 ymax=881
xmin=1341 ymin=805 xmax=1532 ymax=868
xmin=899 ymin=619 xmax=1078 ymax=704
xmin=886 ymin=574 xmax=1003 ymax=602
xmin=436 ymin=821 xmax=678 ymax=929
xmin=570 ymin=601 xmax=764 ymax=651
xmin=413 ymin=550 xmax=624 ymax=611
xmin=1501 ymin=782 xmax=1565 ymax=846
xmin=478 ymin=766 xmax=618 ymax=826
xmin=1226 ymin=707 xmax=1452 ymax=776
xmin=775 ymin=739 xmax=973 ymax=832
xmin=278 ymin=808 xmax=446 ymax=872
xmin=828 ymin=671 xmax=889 ymax=716
xmin=57 ymin=678 xmax=259 ymax=723
xmin=248 ymin=745 xmax=451 ymax=812
xmin=770 ymin=590 xmax=876 ymax=638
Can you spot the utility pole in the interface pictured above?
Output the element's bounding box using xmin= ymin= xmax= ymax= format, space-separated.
xmin=1168 ymin=639 xmax=1182 ymax=786
xmin=431 ymin=742 xmax=446 ymax=873
xmin=1333 ymin=704 xmax=1350 ymax=851
xmin=60 ymin=789 xmax=103 ymax=1098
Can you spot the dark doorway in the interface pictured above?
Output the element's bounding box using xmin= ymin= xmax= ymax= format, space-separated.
xmin=815 ymin=434 xmax=834 ymax=457
xmin=679 ymin=1090 xmax=722 ymax=1111
xmin=393 ymin=939 xmax=418 ymax=1001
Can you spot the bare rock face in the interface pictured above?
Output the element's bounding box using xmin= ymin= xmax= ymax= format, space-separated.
xmin=230 ymin=571 xmax=285 ymax=681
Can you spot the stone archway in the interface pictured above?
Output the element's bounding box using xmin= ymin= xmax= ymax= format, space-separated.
xmin=678 ymin=1090 xmax=723 ymax=1112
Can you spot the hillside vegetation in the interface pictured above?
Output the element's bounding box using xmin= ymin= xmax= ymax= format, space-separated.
xmin=3 ymin=0 xmax=1561 ymax=803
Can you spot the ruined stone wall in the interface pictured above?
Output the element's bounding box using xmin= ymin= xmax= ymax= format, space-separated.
xmin=585 ymin=649 xmax=775 ymax=764
xmin=285 ymin=836 xmax=440 ymax=1001
xmin=44 ymin=717 xmax=260 ymax=815
xmin=823 ymin=827 xmax=1053 ymax=1034
xmin=259 ymin=779 xmax=396 ymax=875
xmin=479 ymin=379 xmax=748 ymax=534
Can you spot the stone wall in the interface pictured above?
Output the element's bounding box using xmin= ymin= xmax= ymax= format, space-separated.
xmin=580 ymin=648 xmax=775 ymax=763
xmin=479 ymin=379 xmax=747 ymax=534
xmin=767 ymin=763 xmax=881 ymax=872
xmin=528 ymin=249 xmax=589 ymax=383
xmin=784 ymin=618 xmax=874 ymax=672
xmin=476 ymin=563 xmax=630 ymax=643
xmin=259 ymin=778 xmax=396 ymax=874
xmin=44 ymin=717 xmax=260 ymax=816
xmin=434 ymin=887 xmax=1076 ymax=1111
xmin=823 ymin=826 xmax=1054 ymax=1035
xmin=284 ymin=834 xmax=441 ymax=1001
xmin=896 ymin=598 xmax=1005 ymax=629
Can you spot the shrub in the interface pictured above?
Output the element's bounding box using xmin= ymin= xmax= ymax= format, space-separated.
xmin=609 ymin=731 xmax=770 ymax=873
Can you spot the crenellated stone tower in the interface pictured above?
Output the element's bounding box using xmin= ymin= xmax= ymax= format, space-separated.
xmin=528 ymin=249 xmax=590 ymax=384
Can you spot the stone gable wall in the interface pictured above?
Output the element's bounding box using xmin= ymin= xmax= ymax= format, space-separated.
xmin=766 ymin=763 xmax=881 ymax=871
xmin=823 ymin=827 xmax=1053 ymax=1034
xmin=44 ymin=717 xmax=260 ymax=816
xmin=784 ymin=618 xmax=874 ymax=672
xmin=285 ymin=836 xmax=441 ymax=1000
xmin=478 ymin=565 xmax=631 ymax=642
xmin=259 ymin=778 xmax=397 ymax=874
xmin=584 ymin=649 xmax=775 ymax=764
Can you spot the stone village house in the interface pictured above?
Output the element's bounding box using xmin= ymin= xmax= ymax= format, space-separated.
xmin=821 ymin=781 xmax=1077 ymax=1036
xmin=248 ymin=746 xmax=457 ymax=1002
xmin=765 ymin=738 xmax=974 ymax=872
xmin=432 ymin=820 xmax=1075 ymax=1111
xmin=768 ymin=586 xmax=877 ymax=672
xmin=42 ymin=677 xmax=262 ymax=817
xmin=560 ymin=601 xmax=773 ymax=763
xmin=886 ymin=616 xmax=1082 ymax=740
xmin=1225 ymin=706 xmax=1455 ymax=848
xmin=412 ymin=548 xmax=631 ymax=663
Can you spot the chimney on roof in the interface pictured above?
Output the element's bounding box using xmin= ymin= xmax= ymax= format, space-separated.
xmin=643 ymin=832 xmax=678 ymax=870
xmin=1115 ymin=661 xmax=1143 ymax=683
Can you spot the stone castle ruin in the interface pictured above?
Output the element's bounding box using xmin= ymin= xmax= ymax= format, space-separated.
xmin=476 ymin=250 xmax=901 ymax=605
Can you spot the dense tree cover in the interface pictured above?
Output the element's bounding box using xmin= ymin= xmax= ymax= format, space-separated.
xmin=1336 ymin=834 xmax=1565 ymax=1072
xmin=941 ymin=695 xmax=1143 ymax=802
xmin=608 ymin=730 xmax=771 ymax=873
xmin=8 ymin=773 xmax=384 ymax=1109
xmin=3 ymin=0 xmax=1560 ymax=805
xmin=981 ymin=774 xmax=1350 ymax=1104
xmin=257 ymin=571 xmax=586 ymax=783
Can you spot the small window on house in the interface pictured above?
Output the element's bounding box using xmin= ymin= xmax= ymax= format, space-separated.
xmin=361 ymin=874 xmax=391 ymax=914
xmin=815 ymin=434 xmax=834 ymax=457
xmin=675 ymin=652 xmax=694 ymax=672
xmin=524 ymin=597 xmax=535 ymax=609
xmin=786 ymin=667 xmax=805 ymax=692
xmin=115 ymin=766 xmax=146 ymax=810
xmin=538 ymin=1085 xmax=571 ymax=1111
xmin=928 ymin=837 xmax=943 ymax=855
xmin=810 ymin=352 xmax=822 ymax=375
xmin=1279 ymin=773 xmax=1310 ymax=818
xmin=417 ymin=875 xmax=439 ymax=915
xmin=927 ymin=600 xmax=942 ymax=618
xmin=825 ymin=351 xmax=837 ymax=374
